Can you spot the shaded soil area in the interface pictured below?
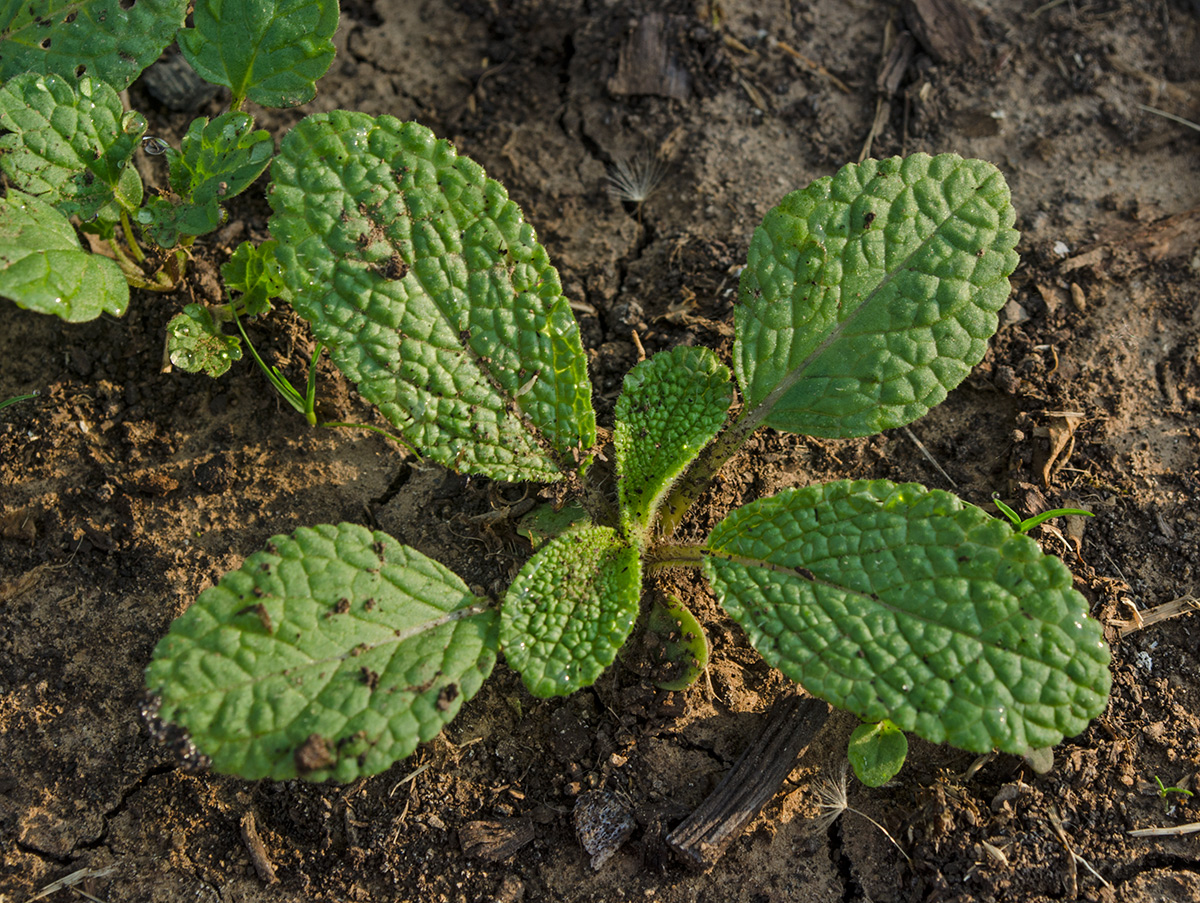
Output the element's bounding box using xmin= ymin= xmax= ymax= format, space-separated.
xmin=3 ymin=1 xmax=1200 ymax=901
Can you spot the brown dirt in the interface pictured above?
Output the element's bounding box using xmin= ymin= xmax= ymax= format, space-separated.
xmin=3 ymin=1 xmax=1200 ymax=901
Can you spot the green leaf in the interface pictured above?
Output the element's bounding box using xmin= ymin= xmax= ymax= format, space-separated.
xmin=221 ymin=239 xmax=287 ymax=316
xmin=0 ymin=190 xmax=128 ymax=321
xmin=166 ymin=303 xmax=242 ymax=376
xmin=848 ymin=720 xmax=907 ymax=787
xmin=645 ymin=593 xmax=709 ymax=691
xmin=704 ymin=480 xmax=1111 ymax=756
xmin=178 ymin=0 xmax=338 ymax=108
xmin=139 ymin=112 xmax=272 ymax=247
xmin=0 ymin=0 xmax=187 ymax=89
xmin=0 ymin=73 xmax=145 ymax=220
xmin=144 ymin=523 xmax=499 ymax=782
xmin=501 ymin=527 xmax=641 ymax=698
xmin=516 ymin=499 xmax=591 ymax=548
xmin=269 ymin=113 xmax=597 ymax=482
xmin=735 ymin=154 xmax=1019 ymax=438
xmin=138 ymin=194 xmax=222 ymax=248
xmin=614 ymin=345 xmax=732 ymax=544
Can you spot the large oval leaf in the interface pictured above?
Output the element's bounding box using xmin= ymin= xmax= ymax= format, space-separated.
xmin=501 ymin=527 xmax=641 ymax=697
xmin=0 ymin=0 xmax=187 ymax=89
xmin=704 ymin=480 xmax=1110 ymax=755
xmin=269 ymin=113 xmax=596 ymax=482
xmin=735 ymin=154 xmax=1019 ymax=437
xmin=0 ymin=190 xmax=128 ymax=321
xmin=145 ymin=523 xmax=499 ymax=782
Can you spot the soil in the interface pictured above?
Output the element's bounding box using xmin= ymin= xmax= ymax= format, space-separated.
xmin=3 ymin=1 xmax=1200 ymax=901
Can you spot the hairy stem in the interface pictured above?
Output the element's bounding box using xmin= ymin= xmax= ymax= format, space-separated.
xmin=119 ymin=208 xmax=147 ymax=263
xmin=643 ymin=543 xmax=707 ymax=573
xmin=658 ymin=402 xmax=764 ymax=537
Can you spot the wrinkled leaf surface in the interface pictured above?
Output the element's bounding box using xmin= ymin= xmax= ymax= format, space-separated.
xmin=270 ymin=113 xmax=596 ymax=482
xmin=736 ymin=154 xmax=1019 ymax=437
xmin=704 ymin=480 xmax=1110 ymax=755
xmin=145 ymin=523 xmax=499 ymax=781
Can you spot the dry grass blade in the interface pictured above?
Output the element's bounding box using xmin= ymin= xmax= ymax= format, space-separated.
xmin=26 ymin=864 xmax=118 ymax=902
xmin=1129 ymin=821 xmax=1200 ymax=837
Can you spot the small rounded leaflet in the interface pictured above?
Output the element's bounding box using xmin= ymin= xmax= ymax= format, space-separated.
xmin=848 ymin=720 xmax=908 ymax=787
xmin=166 ymin=304 xmax=243 ymax=376
xmin=644 ymin=594 xmax=709 ymax=692
xmin=501 ymin=527 xmax=641 ymax=698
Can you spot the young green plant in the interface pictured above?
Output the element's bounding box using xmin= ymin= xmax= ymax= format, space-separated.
xmin=143 ymin=127 xmax=1112 ymax=784
xmin=0 ymin=0 xmax=338 ymax=376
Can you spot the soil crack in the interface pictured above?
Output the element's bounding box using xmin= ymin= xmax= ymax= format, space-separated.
xmin=827 ymin=820 xmax=865 ymax=903
xmin=69 ymin=763 xmax=179 ymax=855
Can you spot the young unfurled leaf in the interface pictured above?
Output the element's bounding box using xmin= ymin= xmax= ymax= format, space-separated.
xmin=0 ymin=73 xmax=145 ymax=221
xmin=0 ymin=0 xmax=187 ymax=89
xmin=140 ymin=112 xmax=273 ymax=247
xmin=178 ymin=0 xmax=338 ymax=108
xmin=848 ymin=720 xmax=908 ymax=787
xmin=501 ymin=527 xmax=641 ymax=697
xmin=144 ymin=523 xmax=499 ymax=781
xmin=645 ymin=594 xmax=709 ymax=691
xmin=269 ymin=114 xmax=596 ymax=482
xmin=222 ymin=240 xmax=287 ymax=316
xmin=704 ymin=480 xmax=1110 ymax=756
xmin=736 ymin=154 xmax=1019 ymax=437
xmin=614 ymin=346 xmax=732 ymax=544
xmin=166 ymin=304 xmax=242 ymax=376
xmin=0 ymin=190 xmax=128 ymax=321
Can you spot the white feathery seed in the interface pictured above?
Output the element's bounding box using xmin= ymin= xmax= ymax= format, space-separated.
xmin=606 ymin=152 xmax=666 ymax=205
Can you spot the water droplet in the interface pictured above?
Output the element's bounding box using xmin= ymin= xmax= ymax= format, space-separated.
xmin=142 ymin=136 xmax=170 ymax=156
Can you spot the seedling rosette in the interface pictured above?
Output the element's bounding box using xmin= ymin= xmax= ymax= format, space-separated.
xmin=146 ymin=136 xmax=1111 ymax=784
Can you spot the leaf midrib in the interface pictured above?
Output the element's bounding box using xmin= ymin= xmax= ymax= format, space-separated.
xmin=709 ymin=542 xmax=1075 ymax=683
xmin=167 ymin=599 xmax=492 ymax=705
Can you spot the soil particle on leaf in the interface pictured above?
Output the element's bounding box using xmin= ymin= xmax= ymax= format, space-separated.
xmin=295 ymin=734 xmax=336 ymax=775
